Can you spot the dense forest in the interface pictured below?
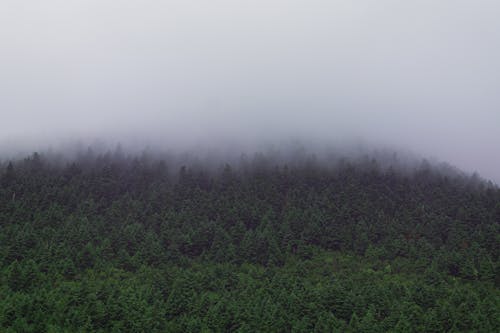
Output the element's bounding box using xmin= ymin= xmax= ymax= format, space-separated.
xmin=0 ymin=148 xmax=499 ymax=332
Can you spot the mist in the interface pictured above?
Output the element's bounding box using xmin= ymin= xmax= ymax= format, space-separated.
xmin=1 ymin=0 xmax=499 ymax=183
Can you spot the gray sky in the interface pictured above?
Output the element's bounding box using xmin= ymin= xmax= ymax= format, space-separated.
xmin=1 ymin=0 xmax=499 ymax=183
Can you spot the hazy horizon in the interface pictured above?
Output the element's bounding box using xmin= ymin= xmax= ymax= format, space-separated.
xmin=1 ymin=1 xmax=499 ymax=183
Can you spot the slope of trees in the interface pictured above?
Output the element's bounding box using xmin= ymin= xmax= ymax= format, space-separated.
xmin=0 ymin=150 xmax=499 ymax=332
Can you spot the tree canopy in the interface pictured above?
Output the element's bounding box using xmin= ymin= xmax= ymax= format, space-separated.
xmin=0 ymin=149 xmax=498 ymax=332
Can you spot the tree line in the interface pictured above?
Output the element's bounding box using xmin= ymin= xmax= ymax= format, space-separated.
xmin=0 ymin=150 xmax=498 ymax=332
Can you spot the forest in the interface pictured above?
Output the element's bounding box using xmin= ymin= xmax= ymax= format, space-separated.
xmin=0 ymin=148 xmax=499 ymax=332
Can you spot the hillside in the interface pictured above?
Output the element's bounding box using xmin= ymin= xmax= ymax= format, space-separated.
xmin=0 ymin=150 xmax=499 ymax=332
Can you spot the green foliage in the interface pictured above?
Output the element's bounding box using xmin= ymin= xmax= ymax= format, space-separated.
xmin=0 ymin=151 xmax=499 ymax=331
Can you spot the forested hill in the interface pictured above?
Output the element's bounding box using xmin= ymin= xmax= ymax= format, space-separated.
xmin=0 ymin=150 xmax=499 ymax=332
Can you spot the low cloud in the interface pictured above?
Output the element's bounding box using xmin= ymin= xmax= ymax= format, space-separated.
xmin=1 ymin=0 xmax=499 ymax=183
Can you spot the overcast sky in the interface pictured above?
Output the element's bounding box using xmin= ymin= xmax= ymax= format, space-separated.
xmin=1 ymin=0 xmax=499 ymax=182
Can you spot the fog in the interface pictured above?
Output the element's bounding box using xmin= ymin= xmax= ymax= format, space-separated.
xmin=1 ymin=0 xmax=499 ymax=183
